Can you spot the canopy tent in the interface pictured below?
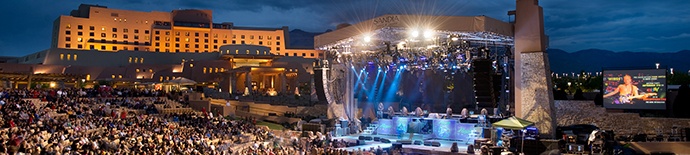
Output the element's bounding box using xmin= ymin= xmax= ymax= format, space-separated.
xmin=492 ymin=116 xmax=534 ymax=130
xmin=165 ymin=77 xmax=197 ymax=85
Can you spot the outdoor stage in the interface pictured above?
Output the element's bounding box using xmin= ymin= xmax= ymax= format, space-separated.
xmin=333 ymin=134 xmax=472 ymax=154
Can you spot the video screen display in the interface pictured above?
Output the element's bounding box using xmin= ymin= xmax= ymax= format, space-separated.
xmin=603 ymin=69 xmax=666 ymax=110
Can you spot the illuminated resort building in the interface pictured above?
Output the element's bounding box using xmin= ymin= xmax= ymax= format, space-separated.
xmin=0 ymin=4 xmax=322 ymax=94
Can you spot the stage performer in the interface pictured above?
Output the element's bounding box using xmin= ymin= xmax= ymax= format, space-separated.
xmin=446 ymin=105 xmax=453 ymax=119
xmin=377 ymin=102 xmax=384 ymax=119
xmin=460 ymin=108 xmax=469 ymax=119
xmin=415 ymin=107 xmax=423 ymax=117
xmin=388 ymin=106 xmax=395 ymax=119
xmin=402 ymin=106 xmax=409 ymax=116
xmin=603 ymin=74 xmax=655 ymax=104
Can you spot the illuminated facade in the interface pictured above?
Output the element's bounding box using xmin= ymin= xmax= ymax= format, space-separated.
xmin=1 ymin=4 xmax=323 ymax=92
xmin=52 ymin=4 xmax=322 ymax=59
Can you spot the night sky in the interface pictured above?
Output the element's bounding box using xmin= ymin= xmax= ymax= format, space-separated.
xmin=0 ymin=0 xmax=688 ymax=57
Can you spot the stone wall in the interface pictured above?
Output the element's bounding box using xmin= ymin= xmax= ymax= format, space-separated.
xmin=555 ymin=100 xmax=690 ymax=136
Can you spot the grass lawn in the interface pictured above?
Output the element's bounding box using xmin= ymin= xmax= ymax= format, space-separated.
xmin=256 ymin=121 xmax=285 ymax=130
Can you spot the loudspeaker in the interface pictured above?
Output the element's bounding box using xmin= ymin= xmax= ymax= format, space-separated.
xmin=414 ymin=140 xmax=423 ymax=145
xmin=431 ymin=141 xmax=441 ymax=147
xmin=313 ymin=68 xmax=328 ymax=104
xmin=374 ymin=137 xmax=381 ymax=141
xmin=380 ymin=138 xmax=391 ymax=143
xmin=424 ymin=140 xmax=432 ymax=146
xmin=359 ymin=136 xmax=366 ymax=140
xmin=398 ymin=140 xmax=412 ymax=145
xmin=359 ymin=136 xmax=372 ymax=141
xmin=483 ymin=128 xmax=492 ymax=138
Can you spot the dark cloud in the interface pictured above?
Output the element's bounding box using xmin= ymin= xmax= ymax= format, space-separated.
xmin=0 ymin=0 xmax=688 ymax=57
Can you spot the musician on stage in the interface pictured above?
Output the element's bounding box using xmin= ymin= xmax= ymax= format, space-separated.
xmin=388 ymin=106 xmax=395 ymax=119
xmin=401 ymin=106 xmax=409 ymax=116
xmin=415 ymin=106 xmax=424 ymax=117
xmin=603 ymin=74 xmax=655 ymax=104
xmin=446 ymin=105 xmax=453 ymax=119
xmin=377 ymin=102 xmax=384 ymax=119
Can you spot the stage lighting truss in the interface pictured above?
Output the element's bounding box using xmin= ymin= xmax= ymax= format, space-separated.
xmin=320 ymin=27 xmax=514 ymax=73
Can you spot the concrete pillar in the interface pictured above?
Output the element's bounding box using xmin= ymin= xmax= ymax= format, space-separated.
xmin=280 ymin=73 xmax=288 ymax=93
xmin=514 ymin=0 xmax=556 ymax=138
xmin=227 ymin=73 xmax=234 ymax=94
xmin=245 ymin=72 xmax=252 ymax=94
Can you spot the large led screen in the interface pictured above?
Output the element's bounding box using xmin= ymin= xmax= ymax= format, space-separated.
xmin=603 ymin=69 xmax=666 ymax=110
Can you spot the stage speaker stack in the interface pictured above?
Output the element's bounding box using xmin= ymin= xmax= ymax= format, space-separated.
xmin=472 ymin=59 xmax=497 ymax=108
xmin=313 ymin=61 xmax=330 ymax=104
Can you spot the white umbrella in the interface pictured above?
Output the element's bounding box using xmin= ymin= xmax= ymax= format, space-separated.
xmin=294 ymin=87 xmax=300 ymax=96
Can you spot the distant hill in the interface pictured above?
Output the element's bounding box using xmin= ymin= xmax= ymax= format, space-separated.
xmin=548 ymin=49 xmax=690 ymax=73
xmin=288 ymin=29 xmax=323 ymax=49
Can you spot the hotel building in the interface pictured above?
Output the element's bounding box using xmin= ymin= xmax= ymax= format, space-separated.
xmin=0 ymin=4 xmax=322 ymax=95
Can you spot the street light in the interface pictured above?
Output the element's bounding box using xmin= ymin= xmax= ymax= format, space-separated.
xmin=656 ymin=63 xmax=660 ymax=69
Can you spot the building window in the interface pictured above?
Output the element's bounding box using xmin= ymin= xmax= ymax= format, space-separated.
xmin=194 ymin=38 xmax=199 ymax=42
xmin=90 ymin=45 xmax=94 ymax=49
xmin=204 ymin=39 xmax=208 ymax=43
xmin=112 ymin=75 xmax=116 ymax=79
xmin=101 ymin=27 xmax=105 ymax=31
xmin=65 ymin=44 xmax=71 ymax=48
xmin=155 ymin=36 xmax=159 ymax=41
xmin=155 ymin=31 xmax=160 ymax=35
xmin=302 ymin=53 xmax=306 ymax=57
xmin=185 ymin=44 xmax=190 ymax=48
xmin=165 ymin=43 xmax=170 ymax=47
xmin=175 ymin=38 xmax=180 ymax=42
xmin=203 ymin=67 xmax=207 ymax=74
xmin=250 ymin=35 xmax=254 ymax=39
xmin=89 ymin=32 xmax=94 ymax=36
xmin=276 ymin=47 xmax=280 ymax=51
xmin=276 ymin=42 xmax=280 ymax=45
xmin=194 ymin=44 xmax=199 ymax=48
xmin=65 ymin=37 xmax=71 ymax=41
xmin=77 ymin=32 xmax=82 ymax=36
xmin=241 ymin=35 xmax=245 ymax=39
xmin=165 ymin=31 xmax=170 ymax=35
xmin=112 ymin=28 xmax=117 ymax=32
xmin=74 ymin=54 xmax=78 ymax=61
xmin=241 ymin=41 xmax=245 ymax=44
xmin=214 ymin=40 xmax=218 ymax=43
xmin=136 ymin=69 xmax=140 ymax=72
xmin=134 ymin=47 xmax=139 ymax=51
xmin=259 ymin=41 xmax=263 ymax=45
xmin=195 ymin=32 xmax=199 ymax=37
xmin=166 ymin=37 xmax=170 ymax=41
xmin=155 ymin=42 xmax=160 ymax=46
xmin=175 ymin=32 xmax=180 ymax=36
xmin=77 ymin=25 xmax=83 ymax=29
xmin=89 ymin=26 xmax=95 ymax=30
xmin=284 ymin=53 xmax=288 ymax=56
xmin=77 ymin=38 xmax=83 ymax=42
xmin=213 ymin=45 xmax=217 ymax=49
xmin=134 ymin=29 xmax=139 ymax=33
xmin=293 ymin=53 xmax=297 ymax=56
xmin=311 ymin=53 xmax=315 ymax=57
xmin=224 ymin=40 xmax=228 ymax=44
xmin=267 ymin=36 xmax=272 ymax=40
xmin=185 ymin=38 xmax=190 ymax=42
xmin=101 ymin=33 xmax=106 ymax=37
xmin=123 ymin=29 xmax=128 ymax=33
xmin=258 ymin=36 xmax=263 ymax=39
xmin=140 ymin=58 xmax=144 ymax=63
xmin=204 ymin=33 xmax=208 ymax=37
xmin=267 ymin=42 xmax=272 ymax=45
xmin=101 ymin=46 xmax=106 ymax=50
xmin=112 ymin=34 xmax=117 ymax=38
xmin=134 ymin=35 xmax=139 ymax=39
xmin=214 ymin=34 xmax=218 ymax=38
xmin=123 ymin=34 xmax=128 ymax=39
xmin=185 ymin=32 xmax=190 ymax=36
xmin=118 ymin=75 xmax=122 ymax=79
xmin=65 ymin=31 xmax=71 ymax=35
xmin=66 ymin=24 xmax=71 ymax=29
xmin=175 ymin=43 xmax=179 ymax=47
xmin=60 ymin=54 xmax=64 ymax=60
xmin=144 ymin=30 xmax=149 ymax=34
xmin=149 ymin=69 xmax=153 ymax=73
xmin=112 ymin=46 xmax=117 ymax=50
xmin=276 ymin=36 xmax=281 ymax=40
xmin=77 ymin=45 xmax=83 ymax=49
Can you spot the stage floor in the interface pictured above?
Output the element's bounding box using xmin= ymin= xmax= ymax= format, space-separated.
xmin=333 ymin=133 xmax=475 ymax=154
xmin=629 ymin=142 xmax=690 ymax=154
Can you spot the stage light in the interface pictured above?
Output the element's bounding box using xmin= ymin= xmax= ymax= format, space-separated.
xmin=410 ymin=29 xmax=420 ymax=38
xmin=363 ymin=35 xmax=372 ymax=42
xmin=451 ymin=37 xmax=459 ymax=41
xmin=423 ymin=29 xmax=434 ymax=39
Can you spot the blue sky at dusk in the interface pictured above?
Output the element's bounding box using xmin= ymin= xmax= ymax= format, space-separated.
xmin=0 ymin=0 xmax=688 ymax=56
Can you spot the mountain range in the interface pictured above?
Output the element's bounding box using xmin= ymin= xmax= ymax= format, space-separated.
xmin=547 ymin=49 xmax=690 ymax=73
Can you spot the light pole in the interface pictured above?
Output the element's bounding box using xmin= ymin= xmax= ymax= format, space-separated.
xmin=656 ymin=63 xmax=660 ymax=69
